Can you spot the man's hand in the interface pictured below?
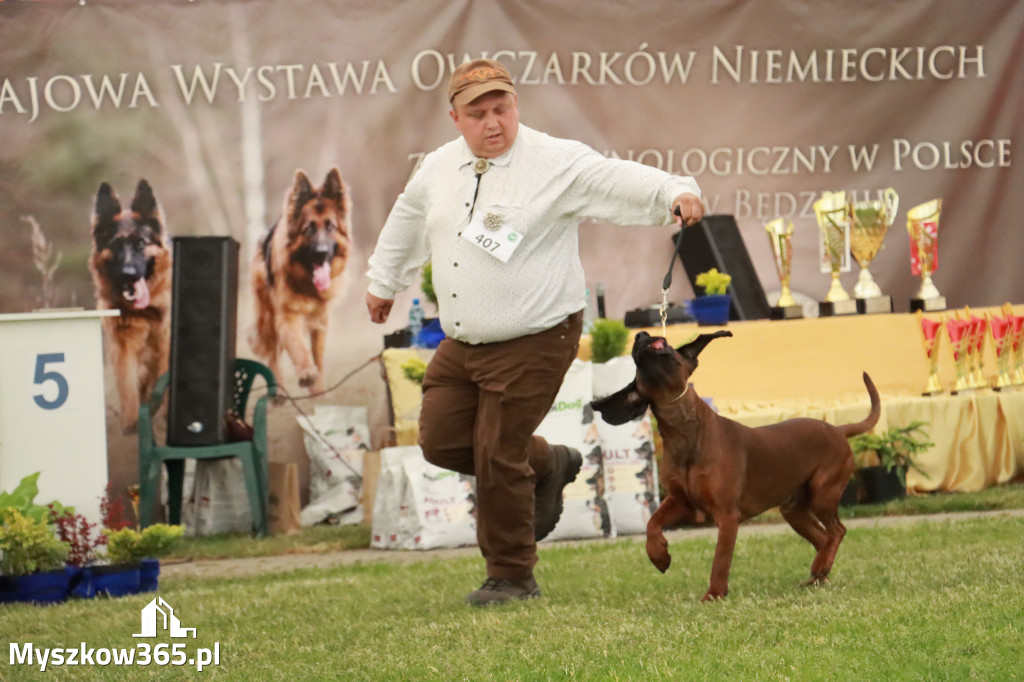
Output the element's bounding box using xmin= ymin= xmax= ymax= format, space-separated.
xmin=366 ymin=292 xmax=394 ymax=324
xmin=672 ymin=193 xmax=704 ymax=227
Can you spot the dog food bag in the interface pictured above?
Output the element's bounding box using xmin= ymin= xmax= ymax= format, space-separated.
xmin=537 ymin=360 xmax=615 ymax=541
xmin=297 ymin=406 xmax=370 ymax=527
xmin=190 ymin=459 xmax=254 ymax=536
xmin=591 ymin=355 xmax=637 ymax=401
xmin=595 ymin=413 xmax=660 ymax=536
xmin=371 ymin=446 xmax=421 ymax=549
xmin=400 ymin=455 xmax=477 ymax=550
xmin=591 ymin=357 xmax=659 ymax=536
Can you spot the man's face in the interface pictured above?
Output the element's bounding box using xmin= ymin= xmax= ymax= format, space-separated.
xmin=450 ymin=91 xmax=519 ymax=159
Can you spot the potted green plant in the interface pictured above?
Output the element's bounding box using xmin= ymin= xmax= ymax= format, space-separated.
xmin=850 ymin=421 xmax=933 ymax=503
xmin=0 ymin=508 xmax=71 ymax=604
xmin=689 ymin=268 xmax=732 ymax=326
xmin=589 ymin=318 xmax=630 ymax=364
xmin=416 ymin=262 xmax=445 ymax=348
xmin=92 ymin=523 xmax=184 ymax=597
xmin=0 ymin=471 xmax=72 ymax=524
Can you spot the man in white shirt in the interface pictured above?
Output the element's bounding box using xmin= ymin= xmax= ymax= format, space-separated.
xmin=367 ymin=58 xmax=703 ymax=606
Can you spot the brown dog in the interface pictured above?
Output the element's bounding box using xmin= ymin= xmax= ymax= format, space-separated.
xmin=250 ymin=168 xmax=350 ymax=392
xmin=89 ymin=180 xmax=172 ymax=434
xmin=592 ymin=330 xmax=880 ymax=601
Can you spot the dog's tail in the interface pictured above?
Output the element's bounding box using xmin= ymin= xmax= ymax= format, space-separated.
xmin=839 ymin=372 xmax=881 ymax=439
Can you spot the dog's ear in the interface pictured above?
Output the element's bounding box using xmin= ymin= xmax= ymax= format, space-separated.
xmin=130 ymin=179 xmax=157 ymax=217
xmin=130 ymin=179 xmax=164 ymax=234
xmin=677 ymin=330 xmax=733 ymax=361
xmin=321 ymin=168 xmax=347 ymax=215
xmin=92 ymin=182 xmax=121 ymax=247
xmin=591 ymin=381 xmax=649 ymax=425
xmin=287 ymin=169 xmax=315 ymax=224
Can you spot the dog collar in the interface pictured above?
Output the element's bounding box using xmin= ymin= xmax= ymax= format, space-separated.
xmin=666 ymin=383 xmax=690 ymax=404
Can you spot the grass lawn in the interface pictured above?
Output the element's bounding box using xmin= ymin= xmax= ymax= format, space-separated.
xmin=3 ymin=512 xmax=1023 ymax=680
xmin=161 ymin=482 xmax=1024 ymax=561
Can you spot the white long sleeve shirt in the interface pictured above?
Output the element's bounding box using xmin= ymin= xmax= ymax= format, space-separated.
xmin=367 ymin=124 xmax=701 ymax=345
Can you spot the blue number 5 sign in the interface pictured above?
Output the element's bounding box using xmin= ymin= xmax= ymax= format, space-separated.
xmin=33 ymin=353 xmax=69 ymax=410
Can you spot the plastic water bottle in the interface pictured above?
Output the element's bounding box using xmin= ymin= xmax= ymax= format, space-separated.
xmin=408 ymin=298 xmax=425 ymax=347
xmin=583 ymin=288 xmax=596 ymax=334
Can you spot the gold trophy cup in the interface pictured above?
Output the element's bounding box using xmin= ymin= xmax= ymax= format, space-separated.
xmin=987 ymin=312 xmax=1015 ymax=390
xmin=764 ymin=217 xmax=802 ymax=320
xmin=1005 ymin=303 xmax=1024 ymax=386
xmin=813 ymin=191 xmax=857 ymax=316
xmin=964 ymin=310 xmax=988 ymax=390
xmin=849 ymin=188 xmax=898 ymax=314
xmin=917 ymin=311 xmax=944 ymax=396
xmin=945 ymin=315 xmax=973 ymax=394
xmin=907 ymin=199 xmax=946 ymax=312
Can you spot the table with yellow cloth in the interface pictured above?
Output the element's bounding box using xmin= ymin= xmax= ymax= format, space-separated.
xmin=382 ymin=305 xmax=1024 ymax=494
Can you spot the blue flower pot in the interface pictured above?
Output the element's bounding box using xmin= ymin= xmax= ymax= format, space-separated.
xmin=89 ymin=564 xmax=141 ymax=598
xmin=139 ymin=558 xmax=160 ymax=593
xmin=0 ymin=569 xmax=72 ymax=605
xmin=417 ymin=318 xmax=446 ymax=349
xmin=689 ymin=294 xmax=731 ymax=326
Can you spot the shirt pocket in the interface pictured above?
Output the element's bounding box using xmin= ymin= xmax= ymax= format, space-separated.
xmin=477 ymin=202 xmax=525 ymax=235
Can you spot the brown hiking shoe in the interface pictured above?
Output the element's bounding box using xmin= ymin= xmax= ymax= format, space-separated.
xmin=534 ymin=445 xmax=583 ymax=541
xmin=465 ymin=576 xmax=541 ymax=606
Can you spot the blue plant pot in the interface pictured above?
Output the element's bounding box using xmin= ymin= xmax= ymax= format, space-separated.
xmin=139 ymin=558 xmax=160 ymax=593
xmin=689 ymin=294 xmax=731 ymax=326
xmin=0 ymin=569 xmax=72 ymax=605
xmin=417 ymin=318 xmax=446 ymax=349
xmin=89 ymin=564 xmax=141 ymax=598
xmin=0 ymin=576 xmax=15 ymax=604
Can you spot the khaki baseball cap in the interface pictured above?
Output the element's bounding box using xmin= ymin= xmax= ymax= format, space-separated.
xmin=448 ymin=58 xmax=516 ymax=109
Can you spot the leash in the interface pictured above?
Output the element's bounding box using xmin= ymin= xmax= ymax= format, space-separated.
xmin=245 ymin=353 xmax=383 ymax=482
xmin=661 ymin=208 xmax=698 ymax=337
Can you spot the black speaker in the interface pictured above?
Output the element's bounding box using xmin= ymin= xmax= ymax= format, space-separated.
xmin=675 ymin=215 xmax=771 ymax=321
xmin=167 ymin=236 xmax=239 ymax=446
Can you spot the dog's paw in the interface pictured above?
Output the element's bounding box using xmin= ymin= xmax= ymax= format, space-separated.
xmin=800 ymin=576 xmax=830 ymax=588
xmin=646 ymin=540 xmax=672 ymax=573
xmin=700 ymin=589 xmax=727 ymax=603
xmin=297 ymin=367 xmax=320 ymax=389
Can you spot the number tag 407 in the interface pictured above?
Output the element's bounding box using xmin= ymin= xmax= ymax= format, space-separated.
xmin=461 ymin=212 xmax=522 ymax=263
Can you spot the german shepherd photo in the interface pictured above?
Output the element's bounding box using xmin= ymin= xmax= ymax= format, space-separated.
xmin=250 ymin=168 xmax=351 ymax=393
xmin=89 ymin=179 xmax=172 ymax=434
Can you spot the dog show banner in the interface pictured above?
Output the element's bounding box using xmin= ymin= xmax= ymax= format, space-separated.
xmin=0 ymin=0 xmax=1021 ymax=505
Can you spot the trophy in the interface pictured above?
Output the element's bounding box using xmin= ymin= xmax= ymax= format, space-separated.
xmin=906 ymin=199 xmax=946 ymax=312
xmin=945 ymin=315 xmax=974 ymax=394
xmin=813 ymin=191 xmax=857 ymax=316
xmin=917 ymin=311 xmax=944 ymax=395
xmin=1005 ymin=303 xmax=1024 ymax=385
xmin=764 ymin=217 xmax=802 ymax=320
xmin=988 ymin=312 xmax=1015 ymax=390
xmin=962 ymin=310 xmax=987 ymax=390
xmin=849 ymin=188 xmax=898 ymax=314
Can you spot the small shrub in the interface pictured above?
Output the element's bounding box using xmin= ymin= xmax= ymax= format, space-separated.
xmin=590 ymin=319 xmax=630 ymax=364
xmin=850 ymin=421 xmax=933 ymax=488
xmin=103 ymin=524 xmax=184 ymax=565
xmin=695 ymin=268 xmax=732 ymax=295
xmin=420 ymin=262 xmax=437 ymax=307
xmin=401 ymin=356 xmax=428 ymax=384
xmin=0 ymin=471 xmax=72 ymax=524
xmin=0 ymin=508 xmax=69 ymax=575
xmin=51 ymin=507 xmax=105 ymax=567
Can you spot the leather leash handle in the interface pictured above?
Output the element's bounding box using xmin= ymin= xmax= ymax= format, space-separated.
xmin=663 ymin=207 xmax=696 ymax=290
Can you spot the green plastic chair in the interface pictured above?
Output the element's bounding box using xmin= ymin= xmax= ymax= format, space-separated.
xmin=138 ymin=359 xmax=276 ymax=537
